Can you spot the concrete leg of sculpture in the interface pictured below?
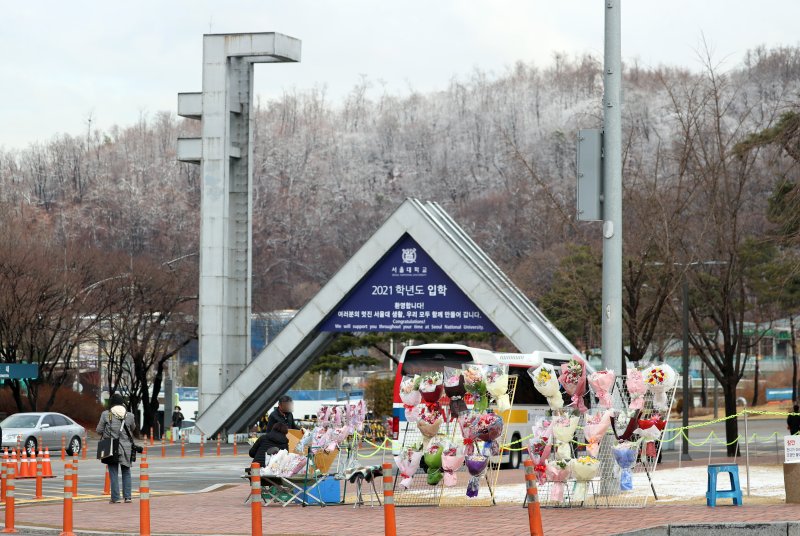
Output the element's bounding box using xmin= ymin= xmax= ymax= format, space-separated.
xmin=177 ymin=33 xmax=302 ymax=421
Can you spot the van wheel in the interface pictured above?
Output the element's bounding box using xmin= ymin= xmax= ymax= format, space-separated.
xmin=502 ymin=434 xmax=523 ymax=469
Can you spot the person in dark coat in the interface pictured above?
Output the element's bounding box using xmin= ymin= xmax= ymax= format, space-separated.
xmin=788 ymin=405 xmax=800 ymax=435
xmin=249 ymin=422 xmax=289 ymax=468
xmin=265 ymin=395 xmax=296 ymax=432
xmin=96 ymin=393 xmax=137 ymax=504
xmin=171 ymin=406 xmax=185 ymax=442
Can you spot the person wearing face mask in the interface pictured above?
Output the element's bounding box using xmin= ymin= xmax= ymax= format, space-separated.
xmin=265 ymin=395 xmax=296 ymax=432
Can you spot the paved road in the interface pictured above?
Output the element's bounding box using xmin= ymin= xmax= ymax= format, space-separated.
xmin=13 ymin=444 xmax=250 ymax=503
xmin=662 ymin=416 xmax=789 ymax=463
xmin=12 ymin=441 xmax=390 ymax=504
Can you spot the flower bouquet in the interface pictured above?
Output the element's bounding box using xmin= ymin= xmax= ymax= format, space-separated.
xmin=644 ymin=363 xmax=677 ymax=410
xmin=423 ymin=439 xmax=444 ymax=485
xmin=443 ymin=367 xmax=468 ymax=418
xmin=611 ymin=441 xmax=639 ymax=491
xmin=458 ymin=411 xmax=479 ymax=456
xmin=634 ymin=415 xmax=667 ymax=458
xmin=529 ymin=363 xmax=564 ymax=410
xmin=326 ymin=406 xmax=343 ymax=427
xmin=465 ymin=453 xmax=489 ymax=498
xmin=486 ymin=365 xmax=511 ymax=412
xmin=311 ymin=426 xmax=334 ymax=452
xmin=552 ymin=414 xmax=579 ymax=460
xmin=400 ymin=375 xmax=422 ymax=420
xmin=441 ymin=442 xmax=464 ymax=487
xmin=545 ymin=459 xmax=571 ymax=503
xmin=583 ymin=410 xmax=613 ymax=457
xmin=263 ymin=450 xmax=309 ymax=477
xmin=419 ymin=371 xmax=444 ymax=404
xmin=462 ymin=364 xmax=489 ymax=412
xmin=626 ymin=369 xmax=647 ymax=410
xmin=394 ymin=446 xmax=423 ymax=489
xmin=474 ymin=410 xmax=504 ymax=456
xmin=416 ymin=404 xmax=444 ymax=442
xmin=588 ymin=369 xmax=616 ymax=409
xmin=527 ymin=419 xmax=552 ymax=485
xmin=295 ymin=428 xmax=313 ymax=454
xmin=351 ymin=400 xmax=367 ymax=432
xmin=559 ymin=357 xmax=588 ymax=413
xmin=571 ymin=456 xmax=599 ymax=502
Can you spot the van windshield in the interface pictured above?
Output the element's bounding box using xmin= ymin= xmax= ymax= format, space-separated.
xmin=401 ymin=348 xmax=473 ymax=376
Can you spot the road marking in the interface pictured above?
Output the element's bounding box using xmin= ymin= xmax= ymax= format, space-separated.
xmin=196 ymin=483 xmax=229 ymax=493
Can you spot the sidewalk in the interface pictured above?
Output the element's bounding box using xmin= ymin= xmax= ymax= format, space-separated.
xmin=9 ymin=483 xmax=800 ymax=536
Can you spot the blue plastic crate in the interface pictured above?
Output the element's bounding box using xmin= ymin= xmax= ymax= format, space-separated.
xmin=296 ymin=477 xmax=341 ymax=505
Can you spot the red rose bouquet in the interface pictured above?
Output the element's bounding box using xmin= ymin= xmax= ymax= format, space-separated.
xmin=559 ymin=357 xmax=588 ymax=413
xmin=419 ymin=371 xmax=444 ymax=404
xmin=527 ymin=419 xmax=552 ymax=485
xmin=394 ymin=446 xmax=423 ymax=489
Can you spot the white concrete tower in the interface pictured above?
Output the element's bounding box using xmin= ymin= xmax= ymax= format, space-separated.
xmin=177 ymin=33 xmax=301 ymax=414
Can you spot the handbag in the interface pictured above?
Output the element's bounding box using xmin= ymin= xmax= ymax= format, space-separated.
xmin=97 ymin=414 xmax=120 ymax=463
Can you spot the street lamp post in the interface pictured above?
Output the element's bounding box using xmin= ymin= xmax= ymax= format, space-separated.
xmin=681 ymin=277 xmax=692 ymax=459
xmin=678 ymin=260 xmax=727 ymax=458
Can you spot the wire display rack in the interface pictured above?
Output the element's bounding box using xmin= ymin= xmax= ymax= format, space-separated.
xmin=531 ymin=374 xmax=676 ymax=509
xmin=591 ymin=375 xmax=676 ymax=508
xmin=393 ymin=376 xmax=518 ymax=507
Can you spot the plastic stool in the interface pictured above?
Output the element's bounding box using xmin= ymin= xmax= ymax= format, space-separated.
xmin=706 ymin=464 xmax=743 ymax=507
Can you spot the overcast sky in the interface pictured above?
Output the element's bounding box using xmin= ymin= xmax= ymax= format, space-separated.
xmin=1 ymin=0 xmax=798 ymax=149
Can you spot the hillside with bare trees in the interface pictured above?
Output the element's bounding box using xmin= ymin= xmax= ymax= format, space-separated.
xmin=1 ymin=47 xmax=799 ymax=445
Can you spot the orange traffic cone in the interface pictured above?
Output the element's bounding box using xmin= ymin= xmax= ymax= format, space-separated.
xmin=19 ymin=449 xmax=30 ymax=478
xmin=42 ymin=448 xmax=53 ymax=478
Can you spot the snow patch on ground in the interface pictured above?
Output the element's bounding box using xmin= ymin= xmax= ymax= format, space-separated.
xmin=484 ymin=465 xmax=786 ymax=504
xmin=636 ymin=465 xmax=785 ymax=500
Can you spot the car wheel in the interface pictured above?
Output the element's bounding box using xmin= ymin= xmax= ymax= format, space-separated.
xmin=25 ymin=437 xmax=38 ymax=457
xmin=67 ymin=436 xmax=81 ymax=456
xmin=502 ymin=434 xmax=523 ymax=470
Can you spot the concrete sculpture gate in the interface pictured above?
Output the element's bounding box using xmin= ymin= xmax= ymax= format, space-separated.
xmin=176 ymin=33 xmax=577 ymax=437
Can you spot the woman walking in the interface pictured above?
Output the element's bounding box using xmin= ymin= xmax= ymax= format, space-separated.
xmin=96 ymin=393 xmax=137 ymax=503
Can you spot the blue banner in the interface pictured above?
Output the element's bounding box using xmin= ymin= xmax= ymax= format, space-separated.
xmin=321 ymin=234 xmax=497 ymax=333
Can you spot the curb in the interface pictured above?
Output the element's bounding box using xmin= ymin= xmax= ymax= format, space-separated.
xmin=616 ymin=521 xmax=800 ymax=535
xmin=6 ymin=526 xmax=313 ymax=536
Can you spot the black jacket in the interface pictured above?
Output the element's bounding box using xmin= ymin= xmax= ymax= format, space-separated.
xmin=265 ymin=408 xmax=295 ymax=432
xmin=248 ymin=430 xmax=290 ymax=468
xmin=171 ymin=411 xmax=184 ymax=428
xmin=788 ymin=414 xmax=800 ymax=434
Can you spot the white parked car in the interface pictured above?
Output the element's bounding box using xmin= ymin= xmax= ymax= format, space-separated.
xmin=1 ymin=412 xmax=86 ymax=456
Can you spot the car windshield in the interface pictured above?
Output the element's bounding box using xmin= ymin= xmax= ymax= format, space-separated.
xmin=1 ymin=414 xmax=41 ymax=428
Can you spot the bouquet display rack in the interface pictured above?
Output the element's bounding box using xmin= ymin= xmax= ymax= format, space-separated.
xmin=527 ymin=360 xmax=676 ymax=509
xmin=590 ymin=374 xmax=676 ymax=508
xmin=393 ymin=373 xmax=517 ymax=507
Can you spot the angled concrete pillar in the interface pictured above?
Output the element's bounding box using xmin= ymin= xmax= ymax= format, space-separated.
xmin=178 ymin=33 xmax=301 ymax=413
